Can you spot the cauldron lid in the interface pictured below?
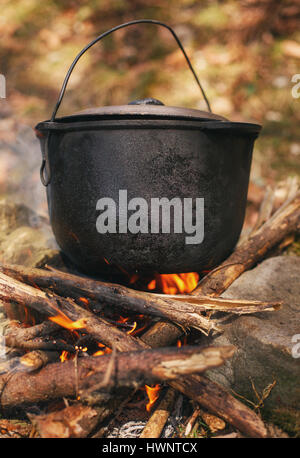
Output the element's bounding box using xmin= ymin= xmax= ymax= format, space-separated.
xmin=51 ymin=97 xmax=228 ymax=123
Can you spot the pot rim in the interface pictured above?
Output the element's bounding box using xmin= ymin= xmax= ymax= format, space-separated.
xmin=35 ymin=117 xmax=262 ymax=136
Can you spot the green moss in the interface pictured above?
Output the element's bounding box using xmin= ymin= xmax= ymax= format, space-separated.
xmin=287 ymin=235 xmax=300 ymax=256
xmin=193 ymin=4 xmax=230 ymax=29
xmin=265 ymin=407 xmax=300 ymax=437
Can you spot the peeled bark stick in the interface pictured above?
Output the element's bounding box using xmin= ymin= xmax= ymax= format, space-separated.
xmin=140 ymin=387 xmax=177 ymax=438
xmin=0 ymin=271 xmax=145 ymax=352
xmin=0 ymin=345 xmax=234 ymax=410
xmin=141 ymin=321 xmax=183 ymax=348
xmin=193 ymin=191 xmax=300 ymax=296
xmin=185 ymin=407 xmax=201 ymax=436
xmin=156 ymin=294 xmax=281 ymax=313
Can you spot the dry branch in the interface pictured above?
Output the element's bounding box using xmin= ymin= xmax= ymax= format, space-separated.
xmin=0 ymin=264 xmax=218 ymax=334
xmin=0 ymin=264 xmax=281 ymax=337
xmin=193 ymin=191 xmax=300 ymax=296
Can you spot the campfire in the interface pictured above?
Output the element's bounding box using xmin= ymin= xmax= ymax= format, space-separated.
xmin=0 ymin=183 xmax=299 ymax=438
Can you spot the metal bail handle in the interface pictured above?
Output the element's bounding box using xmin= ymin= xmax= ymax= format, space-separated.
xmin=51 ymin=19 xmax=211 ymax=122
xmin=41 ymin=19 xmax=212 ymax=187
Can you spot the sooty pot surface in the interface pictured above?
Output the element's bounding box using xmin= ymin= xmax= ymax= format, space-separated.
xmin=43 ymin=122 xmax=255 ymax=275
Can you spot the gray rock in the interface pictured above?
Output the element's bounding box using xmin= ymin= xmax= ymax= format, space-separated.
xmin=0 ymin=198 xmax=62 ymax=267
xmin=207 ymin=256 xmax=300 ymax=432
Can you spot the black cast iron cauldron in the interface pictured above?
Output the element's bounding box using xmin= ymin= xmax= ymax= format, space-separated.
xmin=35 ymin=20 xmax=261 ymax=276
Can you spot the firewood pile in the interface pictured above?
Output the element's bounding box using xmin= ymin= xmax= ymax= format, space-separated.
xmin=0 ymin=183 xmax=299 ymax=439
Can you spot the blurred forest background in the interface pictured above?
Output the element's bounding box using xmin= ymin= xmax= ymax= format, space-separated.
xmin=0 ymin=0 xmax=299 ymax=214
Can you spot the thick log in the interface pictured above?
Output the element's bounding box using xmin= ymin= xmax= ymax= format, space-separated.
xmin=141 ymin=321 xmax=183 ymax=348
xmin=0 ymin=345 xmax=234 ymax=410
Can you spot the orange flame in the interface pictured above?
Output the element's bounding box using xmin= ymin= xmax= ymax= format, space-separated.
xmin=78 ymin=297 xmax=89 ymax=306
xmin=147 ymin=272 xmax=199 ymax=295
xmin=177 ymin=335 xmax=187 ymax=348
xmin=127 ymin=321 xmax=137 ymax=335
xmin=145 ymin=384 xmax=161 ymax=412
xmin=60 ymin=350 xmax=70 ymax=362
xmin=93 ymin=342 xmax=112 ymax=356
xmin=49 ymin=313 xmax=87 ymax=331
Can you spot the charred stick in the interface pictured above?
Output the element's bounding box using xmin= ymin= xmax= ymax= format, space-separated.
xmin=0 ymin=271 xmax=145 ymax=352
xmin=2 ymin=321 xmax=72 ymax=352
xmin=3 ymin=335 xmax=73 ymax=353
xmin=0 ymin=350 xmax=59 ymax=375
